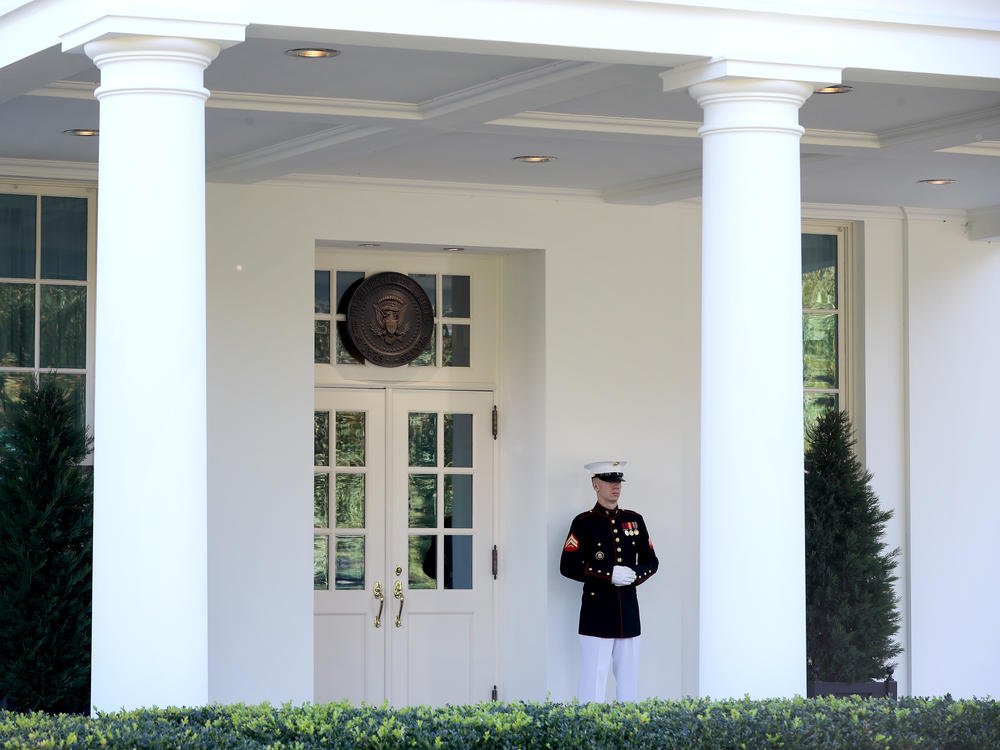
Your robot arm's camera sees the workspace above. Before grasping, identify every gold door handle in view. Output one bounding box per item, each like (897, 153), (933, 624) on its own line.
(373, 581), (385, 628)
(393, 580), (404, 628)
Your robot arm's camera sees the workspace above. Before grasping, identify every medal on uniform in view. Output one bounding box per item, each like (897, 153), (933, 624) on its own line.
(594, 551), (605, 560)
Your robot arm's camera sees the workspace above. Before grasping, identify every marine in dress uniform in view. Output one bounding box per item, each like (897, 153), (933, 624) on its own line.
(560, 460), (658, 702)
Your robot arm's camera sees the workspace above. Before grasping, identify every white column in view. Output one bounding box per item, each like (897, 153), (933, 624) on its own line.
(86, 36), (219, 711)
(662, 61), (832, 698)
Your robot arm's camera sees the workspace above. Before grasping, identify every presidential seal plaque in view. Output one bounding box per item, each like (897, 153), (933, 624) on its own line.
(345, 272), (434, 367)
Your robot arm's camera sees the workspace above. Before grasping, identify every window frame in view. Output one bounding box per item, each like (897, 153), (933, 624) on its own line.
(0, 181), (97, 459)
(314, 248), (499, 387)
(802, 221), (856, 439)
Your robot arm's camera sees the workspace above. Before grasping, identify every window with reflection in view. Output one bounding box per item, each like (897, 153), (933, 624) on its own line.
(802, 231), (845, 447)
(0, 190), (91, 433)
(314, 266), (473, 369)
(405, 409), (476, 590)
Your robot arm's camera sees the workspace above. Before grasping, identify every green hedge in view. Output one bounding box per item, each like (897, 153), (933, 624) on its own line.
(2, 696), (999, 749)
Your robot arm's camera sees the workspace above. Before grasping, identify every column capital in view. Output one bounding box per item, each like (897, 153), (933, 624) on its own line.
(85, 36), (223, 102)
(660, 57), (842, 93)
(62, 14), (244, 55)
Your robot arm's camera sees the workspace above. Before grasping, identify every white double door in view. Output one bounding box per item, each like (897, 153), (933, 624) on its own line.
(314, 387), (496, 706)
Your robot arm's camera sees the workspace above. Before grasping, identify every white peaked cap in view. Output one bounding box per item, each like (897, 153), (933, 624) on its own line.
(584, 460), (627, 474)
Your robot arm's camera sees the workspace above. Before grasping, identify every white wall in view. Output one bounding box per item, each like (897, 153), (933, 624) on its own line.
(904, 215), (1000, 697)
(541, 204), (701, 701)
(204, 181), (702, 703)
(206, 183), (316, 704)
(203, 181), (1000, 704)
(858, 216), (910, 692)
(500, 250), (548, 700)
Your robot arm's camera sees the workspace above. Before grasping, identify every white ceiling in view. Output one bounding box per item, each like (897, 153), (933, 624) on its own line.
(3, 33), (1000, 211)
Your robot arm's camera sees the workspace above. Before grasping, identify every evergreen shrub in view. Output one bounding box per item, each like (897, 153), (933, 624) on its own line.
(805, 409), (901, 682)
(0, 380), (93, 713)
(2, 698), (1000, 749)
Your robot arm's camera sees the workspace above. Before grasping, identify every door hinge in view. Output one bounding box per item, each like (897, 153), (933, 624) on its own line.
(492, 545), (498, 579)
(491, 405), (498, 440)
(491, 684), (498, 702)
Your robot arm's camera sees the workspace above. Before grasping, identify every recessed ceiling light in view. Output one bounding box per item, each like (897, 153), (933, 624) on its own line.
(285, 48), (340, 59)
(442, 247), (464, 253)
(815, 84), (853, 94)
(359, 243), (381, 248)
(64, 128), (98, 136)
(917, 178), (957, 185)
(513, 155), (557, 163)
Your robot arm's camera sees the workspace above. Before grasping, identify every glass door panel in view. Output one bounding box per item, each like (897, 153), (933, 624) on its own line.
(314, 387), (495, 707)
(313, 389), (386, 705)
(389, 389), (495, 706)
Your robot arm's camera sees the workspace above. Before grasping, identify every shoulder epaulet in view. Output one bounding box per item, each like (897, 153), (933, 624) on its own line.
(574, 510), (597, 521)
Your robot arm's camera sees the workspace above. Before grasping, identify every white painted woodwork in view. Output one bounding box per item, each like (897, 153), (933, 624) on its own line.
(313, 388), (387, 704)
(314, 387), (496, 705)
(389, 389), (496, 706)
(689, 70), (815, 699)
(87, 35), (219, 711)
(314, 249), (499, 388)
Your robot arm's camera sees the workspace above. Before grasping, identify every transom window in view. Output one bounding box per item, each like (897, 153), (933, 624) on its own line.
(314, 249), (499, 386)
(315, 270), (472, 368)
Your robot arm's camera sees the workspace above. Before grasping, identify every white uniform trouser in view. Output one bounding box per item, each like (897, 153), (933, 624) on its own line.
(577, 635), (641, 702)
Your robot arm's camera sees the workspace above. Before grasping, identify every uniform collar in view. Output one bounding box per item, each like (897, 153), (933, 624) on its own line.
(593, 502), (620, 518)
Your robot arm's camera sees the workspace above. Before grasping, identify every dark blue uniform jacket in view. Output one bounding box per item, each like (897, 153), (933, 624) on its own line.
(560, 503), (659, 638)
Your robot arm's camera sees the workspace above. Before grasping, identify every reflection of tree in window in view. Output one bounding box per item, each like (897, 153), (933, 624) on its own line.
(802, 233), (841, 447)
(335, 411), (365, 466)
(335, 474), (365, 529)
(408, 413), (436, 466)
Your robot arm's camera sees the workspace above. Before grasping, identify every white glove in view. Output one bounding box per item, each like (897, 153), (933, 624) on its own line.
(611, 565), (636, 587)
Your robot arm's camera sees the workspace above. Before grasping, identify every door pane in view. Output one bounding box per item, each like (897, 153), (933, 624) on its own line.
(314, 411), (329, 466)
(804, 392), (838, 446)
(335, 473), (365, 528)
(442, 275), (470, 318)
(315, 270), (330, 314)
(0, 194), (36, 279)
(444, 535), (473, 590)
(0, 372), (33, 413)
(442, 324), (470, 367)
(409, 535), (437, 589)
(39, 373), (85, 430)
(408, 412), (437, 466)
(314, 473), (329, 528)
(335, 411), (366, 466)
(336, 271), (365, 313)
(409, 273), (436, 314)
(407, 328), (435, 367)
(315, 320), (331, 364)
(803, 314), (838, 388)
(335, 323), (364, 364)
(40, 197), (87, 281)
(408, 474), (437, 528)
(0, 283), (34, 367)
(314, 535), (329, 590)
(802, 234), (837, 310)
(40, 285), (86, 368)
(444, 474), (473, 528)
(335, 536), (365, 590)
(444, 413), (473, 467)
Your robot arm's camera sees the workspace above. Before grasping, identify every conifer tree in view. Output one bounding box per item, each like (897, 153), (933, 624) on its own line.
(0, 380), (93, 713)
(805, 409), (901, 682)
